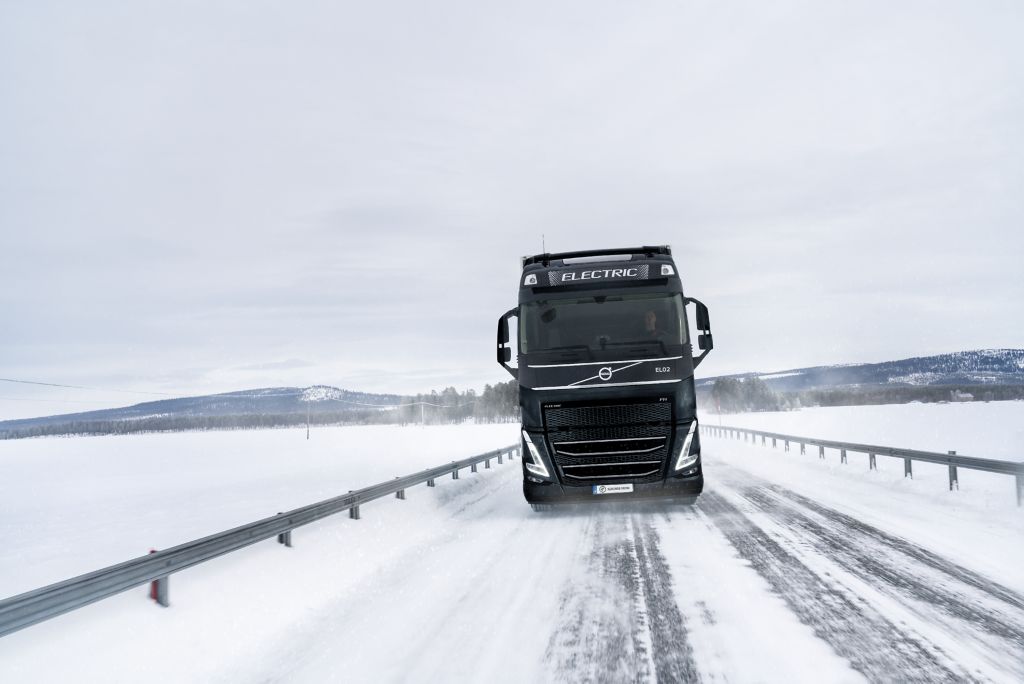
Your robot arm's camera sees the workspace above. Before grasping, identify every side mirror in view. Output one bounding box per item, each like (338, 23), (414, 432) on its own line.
(696, 302), (710, 331)
(688, 296), (713, 368)
(496, 308), (519, 378)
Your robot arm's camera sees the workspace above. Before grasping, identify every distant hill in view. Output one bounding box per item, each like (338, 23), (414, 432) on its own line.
(0, 386), (417, 439)
(0, 382), (520, 440)
(0, 386), (403, 431)
(696, 349), (1024, 393)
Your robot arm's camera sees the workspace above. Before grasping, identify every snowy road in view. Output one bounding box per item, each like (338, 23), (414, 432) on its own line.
(3, 427), (1022, 683)
(233, 461), (1022, 683)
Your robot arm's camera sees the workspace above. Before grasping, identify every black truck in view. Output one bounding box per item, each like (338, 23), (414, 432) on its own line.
(496, 246), (714, 510)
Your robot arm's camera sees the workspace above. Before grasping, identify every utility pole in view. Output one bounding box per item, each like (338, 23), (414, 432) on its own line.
(420, 402), (425, 426)
(306, 400), (310, 440)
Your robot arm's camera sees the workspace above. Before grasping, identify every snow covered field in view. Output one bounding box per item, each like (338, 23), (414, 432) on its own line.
(707, 400), (1024, 462)
(1, 404), (1022, 682)
(0, 423), (519, 597)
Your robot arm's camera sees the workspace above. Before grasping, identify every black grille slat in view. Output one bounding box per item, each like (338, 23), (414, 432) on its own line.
(545, 402), (671, 429)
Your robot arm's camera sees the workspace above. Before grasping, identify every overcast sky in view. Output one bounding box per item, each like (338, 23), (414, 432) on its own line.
(1, 0), (1022, 419)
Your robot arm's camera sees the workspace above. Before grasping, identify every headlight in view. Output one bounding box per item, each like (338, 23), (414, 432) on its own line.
(674, 420), (699, 471)
(522, 430), (551, 478)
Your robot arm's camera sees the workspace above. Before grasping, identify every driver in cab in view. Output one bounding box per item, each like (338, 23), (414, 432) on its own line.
(643, 309), (668, 341)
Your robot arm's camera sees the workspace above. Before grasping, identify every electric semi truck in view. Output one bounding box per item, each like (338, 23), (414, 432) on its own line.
(496, 246), (714, 510)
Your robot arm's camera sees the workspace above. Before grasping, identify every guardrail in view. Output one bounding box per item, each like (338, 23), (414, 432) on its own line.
(706, 424), (1024, 506)
(0, 444), (520, 639)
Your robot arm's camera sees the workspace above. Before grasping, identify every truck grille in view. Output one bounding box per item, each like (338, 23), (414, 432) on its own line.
(543, 400), (673, 483)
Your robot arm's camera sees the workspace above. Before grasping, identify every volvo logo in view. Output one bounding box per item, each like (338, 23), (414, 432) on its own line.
(598, 367), (613, 381)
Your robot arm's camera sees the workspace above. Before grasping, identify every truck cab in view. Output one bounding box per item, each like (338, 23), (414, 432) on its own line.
(497, 246), (713, 509)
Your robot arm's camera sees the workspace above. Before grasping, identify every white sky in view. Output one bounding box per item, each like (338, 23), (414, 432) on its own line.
(2, 0), (1022, 419)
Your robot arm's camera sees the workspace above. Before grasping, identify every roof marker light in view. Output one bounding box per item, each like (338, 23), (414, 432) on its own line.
(524, 274), (538, 286)
(661, 265), (675, 276)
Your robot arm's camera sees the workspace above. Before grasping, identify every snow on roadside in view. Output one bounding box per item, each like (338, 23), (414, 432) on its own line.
(700, 402), (1024, 592)
(0, 423), (519, 598)
(705, 400), (1024, 462)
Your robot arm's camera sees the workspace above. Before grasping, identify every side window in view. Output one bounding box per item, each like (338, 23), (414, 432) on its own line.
(675, 296), (689, 344)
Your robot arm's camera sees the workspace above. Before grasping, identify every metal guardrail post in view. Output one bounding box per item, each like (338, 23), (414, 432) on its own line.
(275, 514), (293, 547)
(147, 549), (168, 606)
(497, 452), (503, 464)
(153, 576), (168, 607)
(869, 453), (876, 470)
(772, 437), (776, 448)
(471, 463), (478, 473)
(819, 445), (825, 460)
(948, 451), (958, 491)
(427, 478), (435, 487)
(904, 457), (913, 479)
(452, 468), (459, 480)
(1017, 474), (1023, 507)
(840, 449), (847, 464)
(799, 442), (805, 455)
(485, 458), (491, 469)
(396, 489), (406, 500)
(350, 505), (360, 519)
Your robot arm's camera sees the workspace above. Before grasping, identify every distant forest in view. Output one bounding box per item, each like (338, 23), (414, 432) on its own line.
(0, 381), (521, 440)
(701, 378), (1024, 414)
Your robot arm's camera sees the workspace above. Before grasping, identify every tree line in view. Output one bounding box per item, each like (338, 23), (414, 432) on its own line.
(699, 378), (1024, 414)
(0, 380), (522, 440)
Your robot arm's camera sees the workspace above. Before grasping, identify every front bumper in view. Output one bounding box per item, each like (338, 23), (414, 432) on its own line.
(523, 464), (703, 504)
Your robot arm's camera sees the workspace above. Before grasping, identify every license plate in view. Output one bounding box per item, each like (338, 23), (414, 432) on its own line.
(592, 484), (634, 495)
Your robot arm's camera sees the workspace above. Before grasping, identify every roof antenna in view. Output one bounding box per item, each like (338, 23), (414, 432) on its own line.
(542, 234), (546, 252)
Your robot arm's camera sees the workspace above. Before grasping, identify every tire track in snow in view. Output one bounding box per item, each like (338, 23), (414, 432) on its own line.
(757, 482), (1024, 614)
(545, 514), (651, 682)
(701, 491), (973, 683)
(631, 516), (700, 683)
(736, 485), (1024, 678)
(544, 508), (698, 683)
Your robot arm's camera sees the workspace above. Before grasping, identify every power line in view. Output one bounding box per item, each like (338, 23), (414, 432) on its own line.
(0, 378), (177, 396)
(0, 396), (105, 405)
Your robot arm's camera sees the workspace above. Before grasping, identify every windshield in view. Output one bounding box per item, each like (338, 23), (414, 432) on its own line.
(521, 293), (687, 355)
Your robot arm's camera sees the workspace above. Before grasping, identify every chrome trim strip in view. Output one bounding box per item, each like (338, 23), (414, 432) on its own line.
(528, 356), (682, 369)
(563, 469), (661, 480)
(556, 445), (663, 456)
(562, 460), (661, 469)
(533, 379), (681, 390)
(553, 436), (666, 445)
